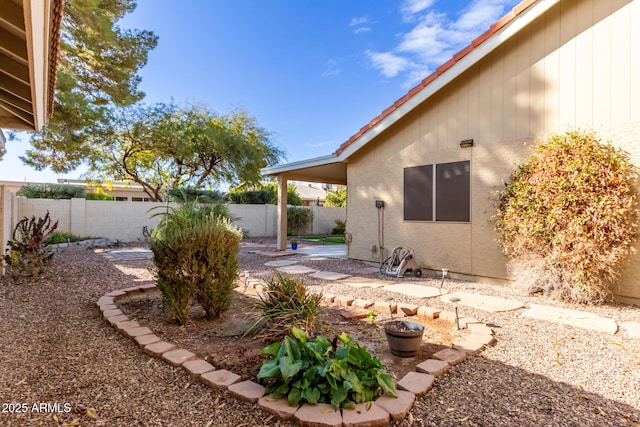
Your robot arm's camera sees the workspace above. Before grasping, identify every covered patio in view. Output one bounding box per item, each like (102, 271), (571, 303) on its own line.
(262, 154), (346, 251)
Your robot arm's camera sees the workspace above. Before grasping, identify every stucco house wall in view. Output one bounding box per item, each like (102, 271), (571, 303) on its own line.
(346, 0), (640, 304)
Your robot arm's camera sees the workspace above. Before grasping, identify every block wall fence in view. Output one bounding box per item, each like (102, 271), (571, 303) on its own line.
(0, 190), (346, 244)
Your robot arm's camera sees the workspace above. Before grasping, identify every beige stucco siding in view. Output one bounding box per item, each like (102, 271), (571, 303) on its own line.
(347, 0), (640, 302)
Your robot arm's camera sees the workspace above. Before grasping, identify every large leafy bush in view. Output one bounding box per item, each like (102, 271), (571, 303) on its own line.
(17, 184), (85, 199)
(3, 212), (58, 283)
(258, 327), (397, 409)
(287, 207), (313, 236)
(150, 203), (242, 324)
(494, 130), (639, 303)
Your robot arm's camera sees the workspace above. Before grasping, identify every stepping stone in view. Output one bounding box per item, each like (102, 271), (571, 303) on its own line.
(432, 348), (467, 365)
(374, 390), (415, 421)
(523, 303), (618, 333)
(339, 308), (370, 320)
(351, 267), (378, 275)
(258, 395), (300, 420)
(134, 334), (161, 347)
(294, 403), (342, 427)
(416, 359), (449, 377)
(144, 341), (177, 358)
(258, 251), (296, 258)
(264, 260), (299, 267)
(342, 402), (390, 427)
(397, 303), (419, 316)
(620, 321), (640, 338)
(310, 271), (351, 281)
(442, 292), (524, 312)
(417, 306), (441, 319)
(339, 277), (393, 288)
(383, 284), (445, 298)
(162, 348), (196, 367)
(200, 369), (241, 389)
(228, 380), (266, 403)
(275, 265), (317, 275)
(122, 326), (153, 339)
(182, 359), (215, 377)
(397, 372), (435, 397)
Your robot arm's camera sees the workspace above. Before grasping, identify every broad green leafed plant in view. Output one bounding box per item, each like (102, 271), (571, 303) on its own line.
(257, 327), (397, 409)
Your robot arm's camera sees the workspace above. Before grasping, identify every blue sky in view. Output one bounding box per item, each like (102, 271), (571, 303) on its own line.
(0, 0), (521, 184)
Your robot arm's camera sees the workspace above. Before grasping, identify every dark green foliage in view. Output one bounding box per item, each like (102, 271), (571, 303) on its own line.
(331, 219), (346, 235)
(494, 130), (639, 303)
(168, 187), (225, 204)
(249, 273), (322, 341)
(17, 184), (85, 199)
(287, 207), (313, 236)
(43, 231), (91, 245)
(227, 182), (301, 205)
(149, 203), (242, 325)
(257, 327), (397, 409)
(85, 192), (114, 200)
(3, 212), (59, 283)
(23, 0), (158, 172)
(325, 188), (347, 207)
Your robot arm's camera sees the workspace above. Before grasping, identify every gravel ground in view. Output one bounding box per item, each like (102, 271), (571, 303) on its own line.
(0, 240), (639, 426)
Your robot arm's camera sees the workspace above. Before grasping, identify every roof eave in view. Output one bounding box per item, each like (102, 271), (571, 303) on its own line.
(337, 0), (559, 160)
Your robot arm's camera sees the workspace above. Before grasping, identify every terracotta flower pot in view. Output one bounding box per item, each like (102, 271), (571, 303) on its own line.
(384, 320), (425, 357)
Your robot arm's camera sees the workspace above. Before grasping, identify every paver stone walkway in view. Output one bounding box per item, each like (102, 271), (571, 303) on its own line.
(441, 292), (524, 312)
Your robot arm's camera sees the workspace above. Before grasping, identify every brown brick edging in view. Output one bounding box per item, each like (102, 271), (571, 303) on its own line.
(97, 283), (496, 427)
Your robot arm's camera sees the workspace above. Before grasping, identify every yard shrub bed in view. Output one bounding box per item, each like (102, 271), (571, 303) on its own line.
(494, 130), (639, 303)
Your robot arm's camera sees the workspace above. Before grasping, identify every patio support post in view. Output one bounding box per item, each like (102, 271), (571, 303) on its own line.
(277, 175), (288, 250)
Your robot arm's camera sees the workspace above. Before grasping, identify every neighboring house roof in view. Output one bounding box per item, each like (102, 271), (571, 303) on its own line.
(0, 0), (63, 132)
(262, 0), (553, 183)
(294, 183), (328, 203)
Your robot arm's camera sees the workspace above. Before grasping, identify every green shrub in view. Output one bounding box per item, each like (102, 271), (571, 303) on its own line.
(3, 212), (58, 283)
(494, 130), (639, 303)
(325, 187), (347, 207)
(168, 187), (225, 203)
(287, 206), (313, 236)
(249, 272), (322, 341)
(43, 231), (91, 245)
(150, 204), (242, 325)
(17, 184), (85, 199)
(258, 327), (397, 409)
(226, 182), (302, 205)
(85, 192), (114, 200)
(331, 219), (346, 235)
(150, 200), (235, 241)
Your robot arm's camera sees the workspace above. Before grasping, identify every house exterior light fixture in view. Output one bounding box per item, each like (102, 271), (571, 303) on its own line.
(460, 139), (474, 148)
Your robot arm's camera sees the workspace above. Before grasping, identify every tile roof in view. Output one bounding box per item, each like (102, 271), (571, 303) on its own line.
(335, 0), (538, 156)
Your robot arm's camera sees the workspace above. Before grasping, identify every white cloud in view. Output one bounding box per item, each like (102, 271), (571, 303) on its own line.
(366, 0), (518, 85)
(322, 58), (342, 77)
(353, 27), (371, 35)
(349, 16), (369, 27)
(366, 50), (410, 78)
(454, 0), (510, 32)
(401, 0), (436, 19)
(305, 140), (335, 148)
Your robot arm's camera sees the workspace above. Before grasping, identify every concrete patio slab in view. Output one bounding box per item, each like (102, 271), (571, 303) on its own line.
(441, 292), (524, 312)
(310, 271), (351, 280)
(383, 284), (447, 298)
(264, 260), (299, 267)
(257, 250), (297, 258)
(275, 265), (317, 275)
(620, 321), (640, 338)
(290, 244), (347, 259)
(338, 276), (394, 288)
(523, 303), (618, 334)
